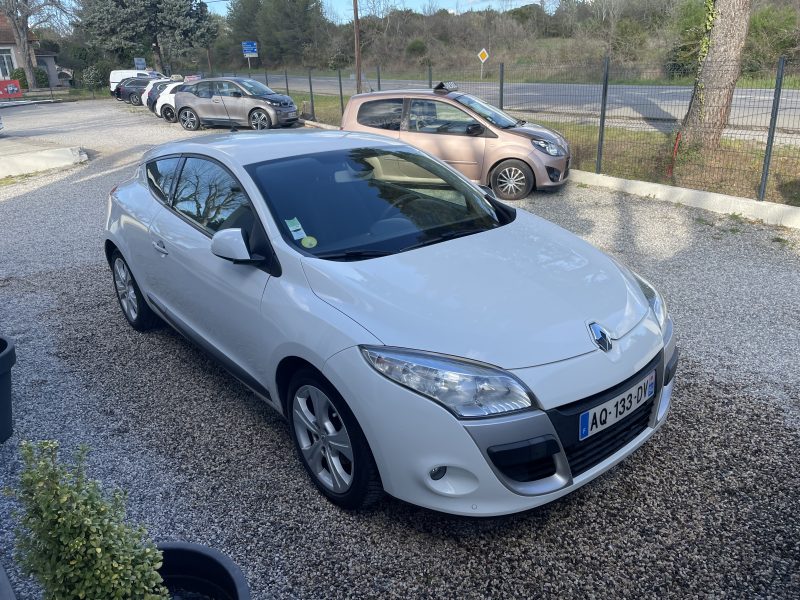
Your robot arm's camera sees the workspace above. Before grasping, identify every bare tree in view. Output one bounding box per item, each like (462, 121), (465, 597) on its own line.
(0, 0), (72, 88)
(682, 0), (754, 148)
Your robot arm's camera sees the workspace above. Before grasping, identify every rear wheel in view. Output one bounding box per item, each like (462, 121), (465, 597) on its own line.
(129, 92), (141, 106)
(491, 159), (534, 201)
(249, 109), (272, 130)
(161, 105), (177, 123)
(287, 368), (382, 510)
(111, 251), (159, 331)
(179, 108), (200, 131)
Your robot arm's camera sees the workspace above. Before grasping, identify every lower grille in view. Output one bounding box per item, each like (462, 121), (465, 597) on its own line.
(562, 399), (654, 476)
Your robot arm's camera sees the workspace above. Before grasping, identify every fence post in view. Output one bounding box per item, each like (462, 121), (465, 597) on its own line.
(595, 56), (610, 174)
(264, 70), (268, 86)
(758, 56), (785, 202)
(377, 65), (381, 91)
(428, 64), (432, 89)
(285, 69), (290, 95)
(338, 69), (344, 116)
(499, 62), (504, 110)
(308, 68), (316, 121)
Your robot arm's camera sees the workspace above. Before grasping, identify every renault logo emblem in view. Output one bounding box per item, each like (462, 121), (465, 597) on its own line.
(588, 322), (612, 352)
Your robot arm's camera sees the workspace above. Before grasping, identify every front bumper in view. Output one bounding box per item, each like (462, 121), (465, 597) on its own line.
(530, 151), (571, 189)
(323, 316), (677, 517)
(274, 107), (298, 125)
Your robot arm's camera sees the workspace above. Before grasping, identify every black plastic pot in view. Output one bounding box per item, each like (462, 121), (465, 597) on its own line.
(0, 335), (16, 444)
(158, 542), (250, 600)
(0, 563), (17, 600)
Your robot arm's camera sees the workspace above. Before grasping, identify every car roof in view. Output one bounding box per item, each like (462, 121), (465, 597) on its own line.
(350, 89), (463, 101)
(142, 130), (410, 166)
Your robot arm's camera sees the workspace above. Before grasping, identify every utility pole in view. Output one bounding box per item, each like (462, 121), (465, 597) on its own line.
(353, 0), (362, 94)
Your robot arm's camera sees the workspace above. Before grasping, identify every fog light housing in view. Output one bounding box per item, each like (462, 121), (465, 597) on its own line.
(429, 466), (447, 480)
(546, 167), (561, 182)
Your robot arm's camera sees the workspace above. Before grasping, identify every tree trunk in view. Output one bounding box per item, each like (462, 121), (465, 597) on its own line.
(682, 0), (753, 149)
(6, 14), (36, 89)
(152, 38), (166, 74)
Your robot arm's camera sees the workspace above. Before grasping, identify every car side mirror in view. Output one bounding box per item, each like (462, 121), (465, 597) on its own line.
(230, 91), (242, 98)
(211, 228), (254, 263)
(466, 123), (484, 136)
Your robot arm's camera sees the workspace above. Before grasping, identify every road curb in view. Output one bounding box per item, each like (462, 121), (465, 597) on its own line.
(0, 146), (88, 178)
(301, 119), (339, 131)
(570, 169), (800, 229)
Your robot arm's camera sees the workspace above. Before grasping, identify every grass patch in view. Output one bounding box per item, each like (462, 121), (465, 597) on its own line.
(575, 182), (589, 188)
(771, 236), (790, 246)
(0, 173), (35, 186)
(729, 212), (746, 223)
(695, 216), (715, 226)
(291, 91), (346, 127)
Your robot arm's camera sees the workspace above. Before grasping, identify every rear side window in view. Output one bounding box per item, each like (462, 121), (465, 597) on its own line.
(172, 158), (250, 233)
(357, 99), (403, 131)
(146, 157), (181, 203)
(195, 82), (213, 98)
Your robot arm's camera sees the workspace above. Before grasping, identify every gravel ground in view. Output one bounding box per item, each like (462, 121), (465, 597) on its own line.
(1, 100), (799, 599)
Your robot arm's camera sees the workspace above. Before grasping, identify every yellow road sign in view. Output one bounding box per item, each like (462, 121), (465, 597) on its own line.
(478, 48), (489, 63)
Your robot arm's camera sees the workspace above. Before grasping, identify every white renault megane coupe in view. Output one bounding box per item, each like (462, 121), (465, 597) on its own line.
(104, 131), (679, 516)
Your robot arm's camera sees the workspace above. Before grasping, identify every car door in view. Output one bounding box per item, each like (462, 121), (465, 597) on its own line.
(191, 82), (216, 121)
(215, 81), (248, 125)
(400, 98), (486, 181)
(147, 156), (273, 389)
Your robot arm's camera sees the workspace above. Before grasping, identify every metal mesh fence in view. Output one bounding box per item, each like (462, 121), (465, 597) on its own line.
(161, 58), (800, 205)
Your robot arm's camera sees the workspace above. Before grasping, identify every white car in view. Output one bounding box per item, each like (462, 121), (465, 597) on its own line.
(154, 81), (184, 123)
(109, 69), (164, 93)
(104, 131), (679, 516)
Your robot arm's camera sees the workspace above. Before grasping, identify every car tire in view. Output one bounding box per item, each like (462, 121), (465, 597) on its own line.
(129, 93), (141, 106)
(490, 159), (534, 201)
(179, 108), (201, 131)
(287, 368), (382, 510)
(249, 109), (272, 130)
(110, 251), (159, 331)
(161, 105), (177, 123)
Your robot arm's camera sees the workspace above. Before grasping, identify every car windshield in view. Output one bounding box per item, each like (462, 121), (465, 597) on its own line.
(245, 147), (511, 260)
(237, 79), (276, 96)
(454, 94), (518, 128)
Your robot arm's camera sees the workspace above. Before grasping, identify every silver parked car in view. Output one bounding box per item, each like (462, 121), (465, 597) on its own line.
(175, 77), (298, 131)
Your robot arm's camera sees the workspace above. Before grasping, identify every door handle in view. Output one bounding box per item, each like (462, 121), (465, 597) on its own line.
(152, 240), (168, 255)
(212, 98), (221, 103)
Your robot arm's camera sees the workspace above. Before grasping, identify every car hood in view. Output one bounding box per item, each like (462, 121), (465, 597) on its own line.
(254, 93), (294, 105)
(301, 211), (649, 369)
(507, 123), (568, 150)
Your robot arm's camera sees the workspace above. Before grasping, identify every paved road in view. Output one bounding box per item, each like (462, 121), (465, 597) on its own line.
(0, 101), (799, 599)
(244, 73), (800, 135)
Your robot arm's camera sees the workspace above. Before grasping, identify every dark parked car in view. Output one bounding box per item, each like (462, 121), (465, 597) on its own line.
(175, 78), (297, 130)
(146, 80), (173, 112)
(115, 78), (152, 106)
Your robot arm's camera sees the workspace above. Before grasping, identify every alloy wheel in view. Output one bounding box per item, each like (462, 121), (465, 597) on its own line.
(162, 106), (175, 122)
(113, 258), (139, 322)
(180, 110), (198, 130)
(292, 385), (354, 493)
(250, 111), (270, 130)
(497, 167), (526, 196)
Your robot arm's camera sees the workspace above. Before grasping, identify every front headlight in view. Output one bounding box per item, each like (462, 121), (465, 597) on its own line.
(266, 99), (280, 106)
(633, 273), (667, 331)
(360, 346), (533, 418)
(532, 138), (564, 157)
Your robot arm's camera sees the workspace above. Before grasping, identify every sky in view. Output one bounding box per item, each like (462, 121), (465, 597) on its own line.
(205, 0), (536, 20)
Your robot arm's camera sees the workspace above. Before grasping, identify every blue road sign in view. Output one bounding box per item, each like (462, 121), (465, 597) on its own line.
(242, 41), (258, 57)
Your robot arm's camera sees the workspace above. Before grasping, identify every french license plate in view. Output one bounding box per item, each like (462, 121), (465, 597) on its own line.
(579, 371), (656, 441)
(288, 111), (297, 117)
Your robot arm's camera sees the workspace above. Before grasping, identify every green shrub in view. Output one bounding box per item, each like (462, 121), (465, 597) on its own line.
(406, 39), (427, 58)
(10, 66), (49, 89)
(7, 441), (168, 600)
(82, 65), (102, 90)
(742, 5), (799, 74)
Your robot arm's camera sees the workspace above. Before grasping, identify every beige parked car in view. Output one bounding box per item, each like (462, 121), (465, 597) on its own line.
(341, 83), (571, 200)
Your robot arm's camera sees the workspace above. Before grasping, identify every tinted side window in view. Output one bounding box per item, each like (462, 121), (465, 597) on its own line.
(356, 99), (403, 131)
(146, 157), (181, 203)
(215, 81), (240, 96)
(195, 82), (213, 98)
(408, 99), (478, 135)
(172, 158), (250, 233)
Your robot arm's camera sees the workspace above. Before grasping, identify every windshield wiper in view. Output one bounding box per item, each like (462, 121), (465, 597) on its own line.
(400, 227), (493, 252)
(314, 249), (394, 261)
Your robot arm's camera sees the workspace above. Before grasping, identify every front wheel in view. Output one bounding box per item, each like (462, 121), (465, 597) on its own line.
(287, 368), (382, 510)
(161, 105), (177, 123)
(129, 92), (141, 106)
(179, 108), (200, 131)
(490, 159), (534, 201)
(249, 109), (272, 130)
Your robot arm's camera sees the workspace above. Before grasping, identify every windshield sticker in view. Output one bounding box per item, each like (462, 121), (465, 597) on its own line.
(285, 217), (307, 240)
(301, 236), (318, 249)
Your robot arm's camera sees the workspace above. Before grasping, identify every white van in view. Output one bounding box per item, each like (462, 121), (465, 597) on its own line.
(109, 70), (164, 93)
